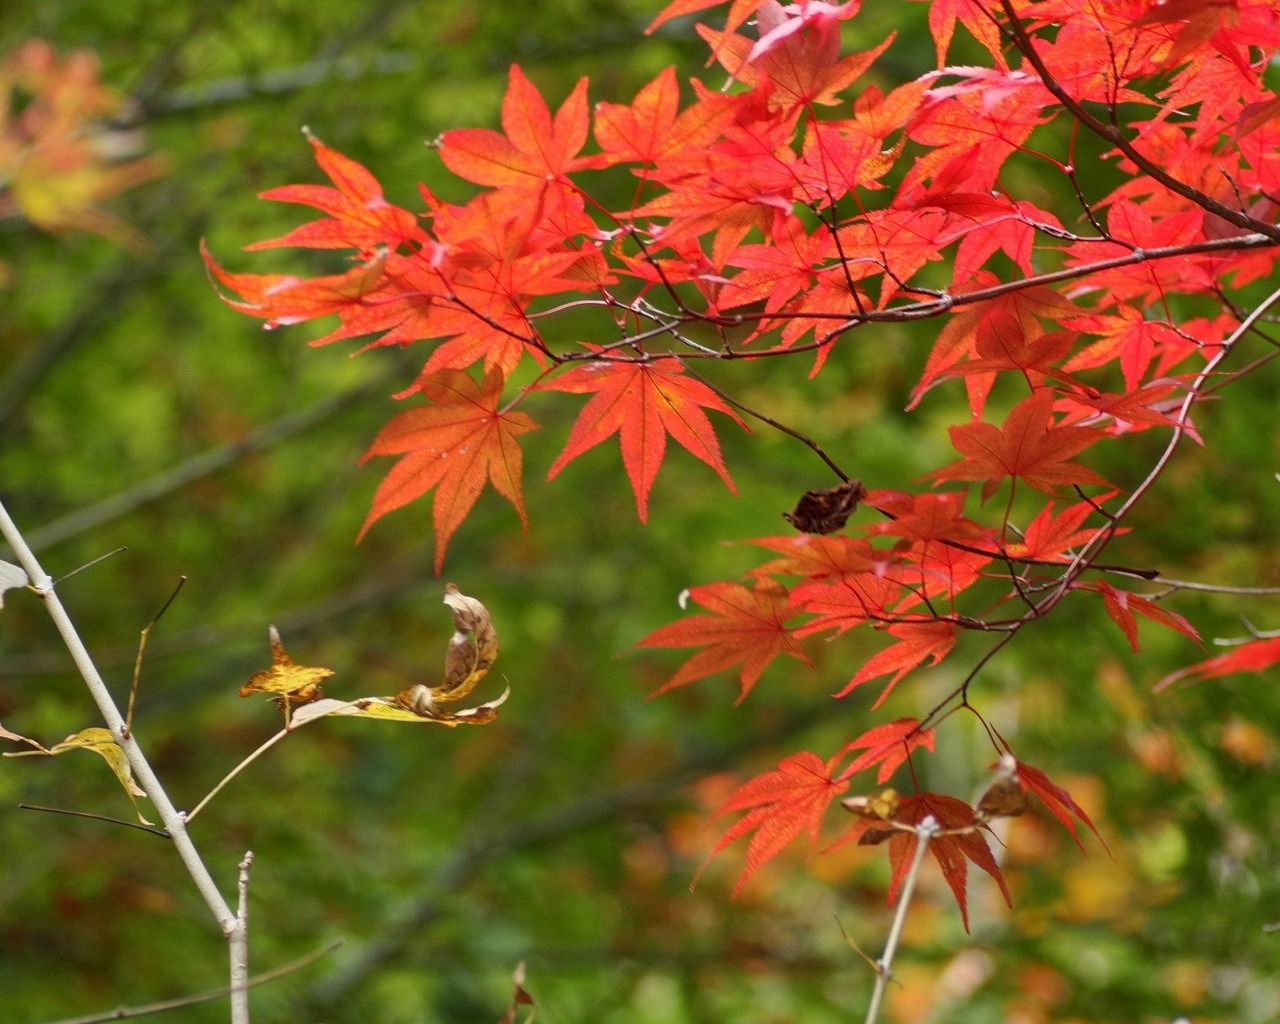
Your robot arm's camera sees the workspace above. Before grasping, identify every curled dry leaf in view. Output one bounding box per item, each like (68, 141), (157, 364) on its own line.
(841, 787), (900, 822)
(290, 687), (511, 729)
(5, 726), (153, 824)
(272, 584), (506, 729)
(0, 560), (29, 608)
(239, 625), (335, 724)
(976, 753), (1028, 821)
(498, 961), (535, 1024)
(783, 479), (867, 534)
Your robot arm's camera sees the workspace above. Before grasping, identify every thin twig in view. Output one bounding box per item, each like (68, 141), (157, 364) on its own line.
(184, 726), (293, 825)
(0, 500), (247, 1024)
(127, 577), (186, 737)
(36, 939), (343, 1024)
(18, 803), (170, 838)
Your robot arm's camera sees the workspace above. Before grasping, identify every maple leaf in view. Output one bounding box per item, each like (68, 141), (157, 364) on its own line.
(833, 620), (959, 706)
(240, 625), (335, 724)
(1155, 635), (1280, 692)
(246, 131), (423, 253)
(640, 578), (811, 702)
(853, 792), (1011, 931)
(1005, 500), (1100, 562)
(202, 240), (389, 330)
(704, 750), (849, 896)
(1090, 580), (1201, 653)
(1012, 759), (1106, 853)
(593, 66), (738, 167)
(540, 355), (747, 522)
(438, 65), (594, 190)
(929, 389), (1110, 501)
(838, 718), (936, 784)
(359, 369), (538, 572)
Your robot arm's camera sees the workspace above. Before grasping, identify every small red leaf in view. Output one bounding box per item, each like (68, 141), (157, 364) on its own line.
(929, 389), (1109, 501)
(838, 718), (936, 784)
(1014, 759), (1107, 853)
(640, 579), (811, 701)
(1093, 581), (1201, 654)
(541, 356), (747, 522)
(833, 620), (958, 706)
(704, 750), (849, 896)
(1155, 635), (1280, 692)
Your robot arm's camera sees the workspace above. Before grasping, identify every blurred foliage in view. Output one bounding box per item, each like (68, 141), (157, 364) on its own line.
(0, 2), (1279, 1023)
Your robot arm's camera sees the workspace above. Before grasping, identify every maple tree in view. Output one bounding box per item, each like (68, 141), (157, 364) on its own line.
(204, 0), (1280, 928)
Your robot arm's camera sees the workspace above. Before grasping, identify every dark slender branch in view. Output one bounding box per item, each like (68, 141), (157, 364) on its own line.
(18, 803), (170, 838)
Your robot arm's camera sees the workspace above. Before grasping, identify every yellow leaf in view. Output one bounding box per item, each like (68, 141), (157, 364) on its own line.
(240, 626), (335, 723)
(288, 688), (510, 728)
(7, 726), (154, 824)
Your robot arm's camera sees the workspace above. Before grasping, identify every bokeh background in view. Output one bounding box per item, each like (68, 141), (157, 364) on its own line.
(2, 2), (1279, 1022)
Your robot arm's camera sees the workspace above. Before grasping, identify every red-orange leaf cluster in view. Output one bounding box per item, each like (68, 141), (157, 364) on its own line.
(209, 0), (1280, 920)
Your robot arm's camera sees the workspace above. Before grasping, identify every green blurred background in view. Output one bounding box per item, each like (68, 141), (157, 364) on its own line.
(1, 2), (1279, 1022)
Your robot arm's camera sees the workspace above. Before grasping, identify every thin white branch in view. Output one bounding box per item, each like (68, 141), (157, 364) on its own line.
(0, 499), (248, 1023)
(864, 815), (939, 1024)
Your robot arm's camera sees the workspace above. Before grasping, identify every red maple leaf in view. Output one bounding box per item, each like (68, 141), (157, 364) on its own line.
(833, 620), (959, 706)
(540, 355), (747, 522)
(201, 240), (389, 330)
(1089, 580), (1201, 653)
(437, 65), (595, 190)
(1155, 635), (1280, 692)
(593, 66), (738, 167)
(358, 369), (537, 571)
(704, 750), (849, 896)
(640, 578), (811, 701)
(838, 718), (936, 784)
(929, 388), (1109, 501)
(885, 792), (1010, 932)
(1005, 500), (1100, 562)
(1012, 759), (1107, 853)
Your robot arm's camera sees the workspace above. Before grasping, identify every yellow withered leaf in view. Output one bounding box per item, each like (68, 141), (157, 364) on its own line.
(437, 582), (498, 703)
(289, 687), (511, 729)
(279, 584), (506, 729)
(6, 726), (153, 824)
(240, 625), (335, 723)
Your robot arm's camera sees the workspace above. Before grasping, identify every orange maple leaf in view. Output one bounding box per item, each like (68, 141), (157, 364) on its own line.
(437, 65), (595, 189)
(704, 750), (849, 896)
(541, 355), (747, 522)
(246, 131), (423, 253)
(358, 369), (537, 571)
(929, 388), (1109, 501)
(640, 578), (811, 702)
